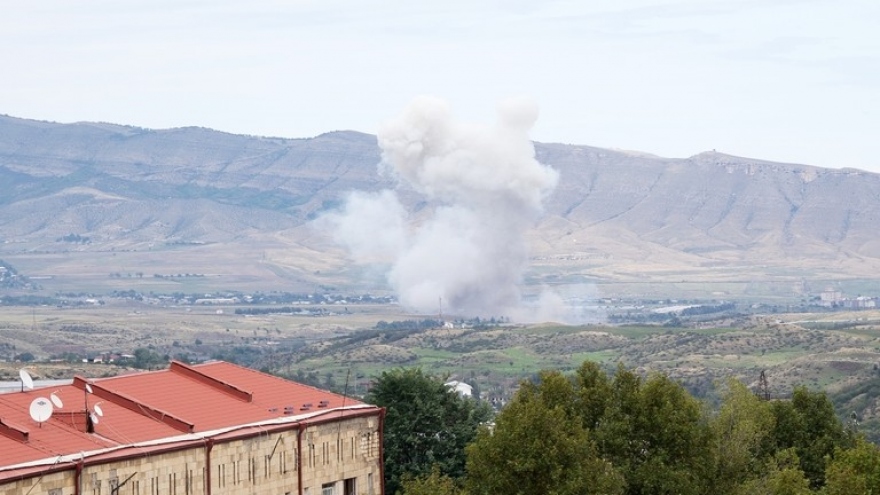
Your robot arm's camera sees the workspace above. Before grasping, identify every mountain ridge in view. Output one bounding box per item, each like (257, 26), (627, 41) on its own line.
(2, 114), (879, 297)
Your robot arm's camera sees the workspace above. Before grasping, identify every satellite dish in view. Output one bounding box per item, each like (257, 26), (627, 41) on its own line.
(85, 383), (93, 394)
(19, 369), (34, 390)
(50, 392), (63, 409)
(90, 413), (99, 425)
(94, 403), (104, 417)
(29, 397), (53, 423)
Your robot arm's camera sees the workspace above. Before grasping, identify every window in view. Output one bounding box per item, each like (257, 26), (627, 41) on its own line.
(368, 473), (374, 495)
(321, 482), (335, 495)
(48, 490), (62, 495)
(344, 477), (356, 495)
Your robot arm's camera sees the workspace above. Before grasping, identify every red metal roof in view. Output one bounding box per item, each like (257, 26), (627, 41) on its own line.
(1, 361), (377, 477)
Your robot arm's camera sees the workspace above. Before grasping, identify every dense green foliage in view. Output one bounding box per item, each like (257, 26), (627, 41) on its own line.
(384, 361), (880, 495)
(366, 368), (491, 495)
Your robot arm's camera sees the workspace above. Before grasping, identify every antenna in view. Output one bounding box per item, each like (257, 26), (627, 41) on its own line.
(19, 369), (34, 391)
(29, 397), (54, 426)
(94, 402), (104, 417)
(50, 392), (64, 409)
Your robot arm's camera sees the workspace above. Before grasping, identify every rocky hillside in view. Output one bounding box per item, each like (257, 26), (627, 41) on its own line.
(2, 114), (879, 295)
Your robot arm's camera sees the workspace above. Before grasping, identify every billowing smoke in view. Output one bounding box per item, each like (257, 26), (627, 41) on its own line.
(327, 96), (559, 318)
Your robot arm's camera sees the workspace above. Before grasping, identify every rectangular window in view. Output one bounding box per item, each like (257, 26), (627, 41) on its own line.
(344, 477), (356, 495)
(368, 473), (374, 495)
(321, 482), (335, 495)
(48, 489), (62, 495)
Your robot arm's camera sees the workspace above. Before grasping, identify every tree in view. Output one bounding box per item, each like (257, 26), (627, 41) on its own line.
(399, 466), (461, 495)
(593, 366), (713, 495)
(824, 437), (880, 495)
(465, 381), (624, 495)
(365, 368), (490, 495)
(14, 352), (35, 362)
(735, 449), (811, 495)
(130, 347), (166, 369)
(710, 379), (776, 492)
(768, 386), (848, 488)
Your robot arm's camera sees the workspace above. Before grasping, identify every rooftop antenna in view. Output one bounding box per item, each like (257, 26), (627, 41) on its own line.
(29, 397), (53, 427)
(50, 391), (64, 409)
(19, 369), (34, 392)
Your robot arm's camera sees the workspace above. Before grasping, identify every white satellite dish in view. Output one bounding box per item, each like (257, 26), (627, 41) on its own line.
(29, 397), (53, 423)
(19, 369), (34, 390)
(90, 413), (99, 425)
(50, 392), (63, 409)
(85, 383), (93, 394)
(94, 403), (104, 417)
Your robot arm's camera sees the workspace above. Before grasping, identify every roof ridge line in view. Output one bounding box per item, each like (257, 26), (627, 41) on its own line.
(0, 417), (29, 442)
(72, 376), (194, 433)
(169, 360), (253, 402)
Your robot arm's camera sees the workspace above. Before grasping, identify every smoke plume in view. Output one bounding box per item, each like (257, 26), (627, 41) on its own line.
(327, 96), (559, 318)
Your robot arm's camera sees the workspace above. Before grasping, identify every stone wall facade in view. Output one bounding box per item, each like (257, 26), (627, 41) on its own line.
(1, 413), (382, 495)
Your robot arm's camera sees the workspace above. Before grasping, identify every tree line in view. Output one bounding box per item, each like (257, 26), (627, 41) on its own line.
(367, 362), (880, 495)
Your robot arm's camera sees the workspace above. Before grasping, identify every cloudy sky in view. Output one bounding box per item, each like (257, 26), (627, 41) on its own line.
(1, 1), (877, 171)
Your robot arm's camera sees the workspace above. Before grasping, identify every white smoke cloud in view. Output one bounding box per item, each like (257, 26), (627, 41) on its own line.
(326, 96), (560, 318)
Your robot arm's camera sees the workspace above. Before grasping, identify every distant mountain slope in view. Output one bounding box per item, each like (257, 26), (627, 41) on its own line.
(2, 114), (879, 292)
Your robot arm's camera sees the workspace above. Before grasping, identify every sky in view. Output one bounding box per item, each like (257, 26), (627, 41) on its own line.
(1, 1), (878, 172)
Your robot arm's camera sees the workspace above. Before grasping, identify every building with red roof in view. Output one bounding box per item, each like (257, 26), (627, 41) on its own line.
(0, 361), (384, 495)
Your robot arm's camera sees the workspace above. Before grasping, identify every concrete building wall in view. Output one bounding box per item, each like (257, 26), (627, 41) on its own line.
(211, 430), (299, 495)
(82, 448), (205, 495)
(2, 413), (382, 495)
(1, 470), (72, 495)
(300, 416), (381, 495)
